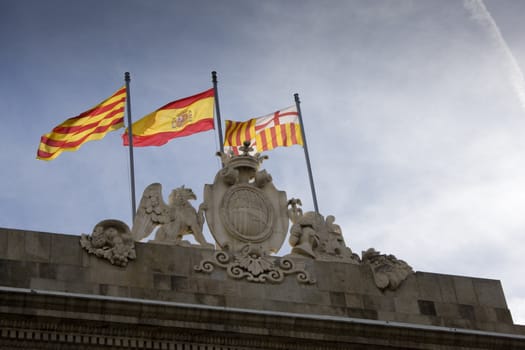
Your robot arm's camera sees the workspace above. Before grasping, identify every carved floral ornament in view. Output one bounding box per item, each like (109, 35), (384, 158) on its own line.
(80, 219), (136, 267)
(82, 147), (413, 289)
(194, 244), (315, 284)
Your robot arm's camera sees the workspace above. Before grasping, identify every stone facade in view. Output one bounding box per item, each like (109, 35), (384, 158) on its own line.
(1, 227), (525, 349)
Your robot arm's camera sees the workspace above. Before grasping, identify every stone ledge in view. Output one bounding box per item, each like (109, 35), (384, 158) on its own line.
(0, 227), (520, 334)
(1, 287), (525, 350)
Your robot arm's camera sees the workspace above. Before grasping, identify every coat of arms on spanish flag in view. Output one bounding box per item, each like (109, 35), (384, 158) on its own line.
(123, 88), (214, 147)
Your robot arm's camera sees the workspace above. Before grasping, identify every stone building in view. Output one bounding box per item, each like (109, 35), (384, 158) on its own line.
(2, 149), (525, 349)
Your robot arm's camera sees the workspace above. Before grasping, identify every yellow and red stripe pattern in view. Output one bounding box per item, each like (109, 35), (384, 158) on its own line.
(224, 105), (303, 154)
(37, 86), (126, 161)
(123, 88), (214, 147)
(254, 105), (303, 151)
(224, 118), (256, 150)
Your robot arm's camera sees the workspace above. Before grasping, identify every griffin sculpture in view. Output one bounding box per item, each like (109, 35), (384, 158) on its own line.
(131, 183), (213, 247)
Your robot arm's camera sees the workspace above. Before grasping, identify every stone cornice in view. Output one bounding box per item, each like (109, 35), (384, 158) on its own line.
(1, 287), (525, 350)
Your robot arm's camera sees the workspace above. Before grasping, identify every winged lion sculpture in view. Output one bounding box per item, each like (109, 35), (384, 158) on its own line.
(131, 183), (213, 247)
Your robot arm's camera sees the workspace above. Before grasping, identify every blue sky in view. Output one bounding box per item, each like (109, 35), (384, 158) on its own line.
(2, 0), (525, 324)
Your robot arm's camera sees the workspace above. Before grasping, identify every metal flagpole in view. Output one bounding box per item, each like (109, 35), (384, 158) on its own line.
(124, 72), (137, 221)
(212, 71), (224, 153)
(294, 93), (319, 213)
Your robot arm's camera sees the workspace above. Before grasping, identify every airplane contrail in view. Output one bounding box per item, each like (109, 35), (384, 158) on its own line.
(463, 0), (525, 112)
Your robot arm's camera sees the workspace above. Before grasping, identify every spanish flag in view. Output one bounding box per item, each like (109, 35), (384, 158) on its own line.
(37, 86), (126, 161)
(225, 105), (303, 153)
(123, 88), (214, 147)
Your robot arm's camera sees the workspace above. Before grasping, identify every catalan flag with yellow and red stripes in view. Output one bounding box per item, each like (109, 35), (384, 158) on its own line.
(224, 119), (256, 151)
(37, 86), (126, 161)
(224, 105), (303, 154)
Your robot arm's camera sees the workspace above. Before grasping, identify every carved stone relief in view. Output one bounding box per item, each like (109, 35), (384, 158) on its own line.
(87, 145), (414, 290)
(361, 248), (414, 291)
(194, 244), (315, 284)
(285, 201), (413, 290)
(288, 208), (360, 264)
(202, 143), (289, 255)
(131, 184), (213, 248)
(193, 143), (315, 284)
(80, 219), (136, 267)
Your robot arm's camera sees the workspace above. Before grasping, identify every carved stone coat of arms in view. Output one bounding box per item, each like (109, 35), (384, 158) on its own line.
(202, 146), (289, 255)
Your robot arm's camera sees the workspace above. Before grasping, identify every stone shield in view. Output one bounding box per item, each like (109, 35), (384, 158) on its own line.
(204, 175), (289, 254)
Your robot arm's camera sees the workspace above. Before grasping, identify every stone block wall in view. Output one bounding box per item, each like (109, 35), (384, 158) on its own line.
(1, 227), (523, 336)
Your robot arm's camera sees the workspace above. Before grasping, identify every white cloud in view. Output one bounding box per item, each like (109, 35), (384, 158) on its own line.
(464, 0), (525, 111)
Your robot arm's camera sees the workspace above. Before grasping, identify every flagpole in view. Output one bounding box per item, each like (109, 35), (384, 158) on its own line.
(212, 71), (224, 153)
(125, 72), (137, 221)
(294, 93), (319, 213)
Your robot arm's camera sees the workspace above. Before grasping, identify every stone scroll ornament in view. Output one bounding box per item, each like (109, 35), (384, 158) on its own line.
(195, 244), (315, 284)
(80, 220), (136, 267)
(361, 248), (414, 291)
(130, 184), (214, 248)
(195, 142), (314, 284)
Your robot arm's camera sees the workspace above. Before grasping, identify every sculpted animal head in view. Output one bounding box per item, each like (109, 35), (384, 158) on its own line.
(168, 186), (197, 206)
